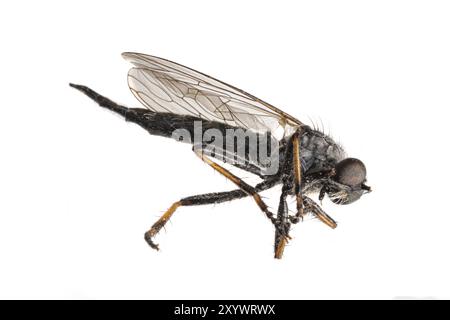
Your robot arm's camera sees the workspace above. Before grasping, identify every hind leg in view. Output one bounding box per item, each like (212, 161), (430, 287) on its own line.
(145, 178), (278, 250)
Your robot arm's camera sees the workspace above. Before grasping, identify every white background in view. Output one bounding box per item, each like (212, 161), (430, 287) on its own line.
(0, 0), (449, 299)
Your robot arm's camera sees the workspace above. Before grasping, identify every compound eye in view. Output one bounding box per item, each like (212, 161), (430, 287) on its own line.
(334, 158), (366, 187)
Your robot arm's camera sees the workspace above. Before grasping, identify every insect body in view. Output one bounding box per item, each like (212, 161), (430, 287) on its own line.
(70, 52), (370, 259)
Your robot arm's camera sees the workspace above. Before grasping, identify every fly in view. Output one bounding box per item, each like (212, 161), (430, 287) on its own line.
(70, 52), (371, 259)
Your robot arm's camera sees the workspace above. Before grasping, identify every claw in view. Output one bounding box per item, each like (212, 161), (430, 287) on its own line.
(144, 231), (160, 251)
(299, 212), (305, 221)
(289, 216), (300, 224)
(289, 206), (306, 224)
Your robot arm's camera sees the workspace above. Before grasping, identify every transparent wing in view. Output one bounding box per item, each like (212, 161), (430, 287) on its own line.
(122, 52), (303, 139)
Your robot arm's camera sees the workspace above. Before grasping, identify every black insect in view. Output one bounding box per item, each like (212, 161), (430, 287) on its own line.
(70, 52), (371, 259)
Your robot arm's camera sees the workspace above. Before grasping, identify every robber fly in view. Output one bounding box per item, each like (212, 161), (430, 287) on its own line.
(70, 52), (371, 259)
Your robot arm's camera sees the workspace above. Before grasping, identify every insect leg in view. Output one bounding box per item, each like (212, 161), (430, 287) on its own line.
(274, 184), (292, 259)
(144, 178), (279, 250)
(193, 149), (278, 224)
(304, 196), (337, 229)
(291, 127), (305, 222)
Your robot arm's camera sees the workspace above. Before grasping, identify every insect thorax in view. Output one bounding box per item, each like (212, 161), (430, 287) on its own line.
(300, 128), (345, 175)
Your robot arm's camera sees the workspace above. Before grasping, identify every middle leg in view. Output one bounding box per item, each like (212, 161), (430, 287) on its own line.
(193, 149), (278, 225)
(274, 183), (292, 259)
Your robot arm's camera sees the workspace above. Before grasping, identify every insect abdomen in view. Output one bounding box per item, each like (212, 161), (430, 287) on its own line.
(125, 108), (231, 142)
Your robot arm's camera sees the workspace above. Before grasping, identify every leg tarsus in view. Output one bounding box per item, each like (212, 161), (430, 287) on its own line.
(274, 184), (291, 259)
(144, 201), (181, 250)
(274, 221), (291, 259)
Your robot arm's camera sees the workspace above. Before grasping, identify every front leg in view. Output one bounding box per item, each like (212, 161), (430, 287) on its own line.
(304, 196), (337, 229)
(291, 127), (305, 223)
